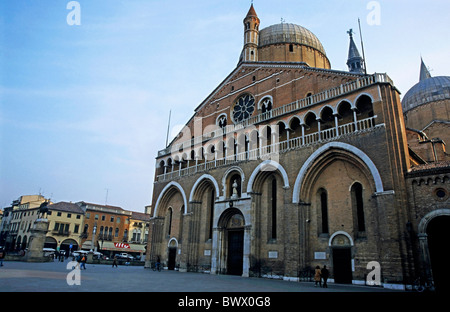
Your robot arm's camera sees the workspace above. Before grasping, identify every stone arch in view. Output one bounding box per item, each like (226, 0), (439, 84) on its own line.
(418, 208), (450, 235)
(247, 160), (289, 193)
(189, 174), (220, 202)
(293, 142), (384, 203)
(417, 208), (450, 291)
(329, 230), (354, 247)
(153, 181), (188, 217)
(217, 207), (246, 228)
(168, 237), (179, 248)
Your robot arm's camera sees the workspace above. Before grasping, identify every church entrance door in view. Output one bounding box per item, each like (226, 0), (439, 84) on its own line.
(227, 229), (244, 275)
(168, 247), (176, 270)
(332, 248), (352, 284)
(427, 216), (450, 293)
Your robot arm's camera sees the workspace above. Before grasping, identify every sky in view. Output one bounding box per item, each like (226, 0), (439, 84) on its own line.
(1, 0), (449, 212)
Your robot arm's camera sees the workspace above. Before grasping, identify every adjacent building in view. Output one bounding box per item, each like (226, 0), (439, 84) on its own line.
(0, 195), (51, 251)
(44, 201), (84, 253)
(0, 197), (150, 260)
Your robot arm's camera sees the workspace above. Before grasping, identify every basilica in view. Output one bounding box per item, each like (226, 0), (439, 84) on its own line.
(145, 5), (450, 291)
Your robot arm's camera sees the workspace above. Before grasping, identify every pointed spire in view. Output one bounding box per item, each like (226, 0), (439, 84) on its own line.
(246, 3), (257, 18)
(346, 29), (365, 74)
(419, 57), (431, 81)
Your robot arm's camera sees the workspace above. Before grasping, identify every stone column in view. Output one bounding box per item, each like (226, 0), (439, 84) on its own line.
(242, 225), (252, 277)
(25, 218), (50, 262)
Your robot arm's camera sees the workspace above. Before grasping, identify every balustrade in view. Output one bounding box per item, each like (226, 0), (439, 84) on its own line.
(156, 116), (378, 181)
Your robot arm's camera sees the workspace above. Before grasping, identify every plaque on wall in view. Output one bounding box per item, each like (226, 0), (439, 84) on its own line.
(268, 251), (278, 259)
(314, 252), (327, 259)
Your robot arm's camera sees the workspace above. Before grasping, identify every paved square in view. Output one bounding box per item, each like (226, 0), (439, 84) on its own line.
(0, 260), (398, 293)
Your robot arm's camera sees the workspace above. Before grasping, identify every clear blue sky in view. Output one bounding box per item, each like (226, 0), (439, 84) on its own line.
(1, 0), (449, 212)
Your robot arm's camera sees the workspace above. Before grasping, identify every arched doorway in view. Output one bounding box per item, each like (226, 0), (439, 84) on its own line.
(330, 232), (353, 284)
(217, 208), (245, 276)
(426, 216), (450, 293)
(167, 239), (178, 270)
(227, 228), (244, 276)
(44, 237), (57, 249)
(60, 239), (78, 254)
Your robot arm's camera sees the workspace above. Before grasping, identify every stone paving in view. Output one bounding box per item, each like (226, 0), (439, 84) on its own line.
(0, 260), (400, 293)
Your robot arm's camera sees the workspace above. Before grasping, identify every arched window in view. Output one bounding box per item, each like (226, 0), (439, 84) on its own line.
(355, 95), (374, 119)
(261, 97), (273, 113)
(217, 114), (227, 129)
(168, 208), (173, 236)
(208, 189), (215, 240)
(115, 228), (119, 238)
(318, 188), (329, 234)
(269, 177), (277, 239)
(351, 182), (366, 232)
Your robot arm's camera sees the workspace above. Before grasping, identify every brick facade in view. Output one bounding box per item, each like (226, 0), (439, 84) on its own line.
(145, 5), (449, 289)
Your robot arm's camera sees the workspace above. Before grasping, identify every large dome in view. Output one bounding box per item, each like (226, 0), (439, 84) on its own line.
(402, 76), (450, 112)
(258, 23), (327, 56)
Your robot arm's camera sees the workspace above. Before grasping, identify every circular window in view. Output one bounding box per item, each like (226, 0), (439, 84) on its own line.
(232, 94), (255, 123)
(435, 188), (447, 199)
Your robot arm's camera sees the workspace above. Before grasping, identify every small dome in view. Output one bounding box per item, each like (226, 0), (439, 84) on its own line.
(258, 23), (326, 56)
(402, 76), (450, 112)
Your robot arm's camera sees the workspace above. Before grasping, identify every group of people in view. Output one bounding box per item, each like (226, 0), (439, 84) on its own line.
(314, 265), (330, 288)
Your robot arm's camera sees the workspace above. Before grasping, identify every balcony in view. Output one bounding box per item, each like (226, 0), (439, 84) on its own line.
(51, 230), (71, 236)
(156, 115), (379, 182)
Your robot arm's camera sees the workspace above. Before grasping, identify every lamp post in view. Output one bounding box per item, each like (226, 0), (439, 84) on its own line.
(92, 222), (97, 252)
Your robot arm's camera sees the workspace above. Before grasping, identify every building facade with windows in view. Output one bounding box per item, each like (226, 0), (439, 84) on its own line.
(0, 195), (51, 252)
(44, 202), (84, 253)
(78, 201), (132, 251)
(146, 5), (449, 290)
(1, 197), (151, 260)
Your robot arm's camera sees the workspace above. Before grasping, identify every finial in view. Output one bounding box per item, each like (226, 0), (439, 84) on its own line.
(281, 17), (285, 23)
(347, 29), (354, 37)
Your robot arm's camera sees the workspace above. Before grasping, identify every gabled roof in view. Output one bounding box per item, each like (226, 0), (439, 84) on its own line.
(48, 202), (84, 214)
(163, 61), (366, 150)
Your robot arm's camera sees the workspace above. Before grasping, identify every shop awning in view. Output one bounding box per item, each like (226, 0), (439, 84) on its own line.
(99, 241), (146, 253)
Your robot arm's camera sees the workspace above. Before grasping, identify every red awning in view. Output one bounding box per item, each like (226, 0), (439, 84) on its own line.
(99, 241), (146, 253)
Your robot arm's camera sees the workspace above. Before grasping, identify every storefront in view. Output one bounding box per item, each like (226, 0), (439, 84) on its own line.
(98, 241), (146, 259)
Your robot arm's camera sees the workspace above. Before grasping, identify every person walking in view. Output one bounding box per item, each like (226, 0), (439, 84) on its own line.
(112, 255), (118, 268)
(314, 265), (322, 287)
(80, 254), (86, 270)
(321, 265), (329, 288)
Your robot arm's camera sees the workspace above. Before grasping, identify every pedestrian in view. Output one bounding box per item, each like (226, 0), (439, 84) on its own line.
(112, 255), (118, 268)
(321, 265), (329, 288)
(0, 247), (6, 267)
(80, 254), (86, 270)
(314, 265), (322, 287)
